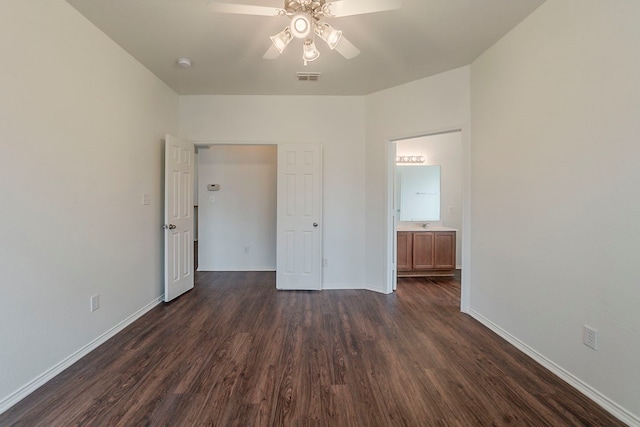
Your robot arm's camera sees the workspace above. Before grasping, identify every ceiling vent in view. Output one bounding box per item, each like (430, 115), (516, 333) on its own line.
(296, 72), (321, 81)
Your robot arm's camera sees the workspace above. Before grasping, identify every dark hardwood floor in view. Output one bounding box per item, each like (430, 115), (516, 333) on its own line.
(0, 273), (624, 426)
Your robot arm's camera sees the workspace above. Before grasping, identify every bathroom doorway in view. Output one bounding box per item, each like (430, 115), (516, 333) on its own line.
(388, 128), (469, 310)
(395, 131), (463, 269)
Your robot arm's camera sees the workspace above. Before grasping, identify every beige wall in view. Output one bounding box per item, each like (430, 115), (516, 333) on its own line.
(180, 95), (367, 289)
(364, 67), (471, 293)
(0, 0), (179, 409)
(470, 0), (640, 422)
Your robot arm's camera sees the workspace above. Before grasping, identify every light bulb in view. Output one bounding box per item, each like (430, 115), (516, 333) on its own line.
(290, 13), (312, 39)
(302, 39), (320, 63)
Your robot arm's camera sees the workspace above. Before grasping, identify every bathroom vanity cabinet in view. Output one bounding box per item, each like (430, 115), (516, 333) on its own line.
(397, 229), (456, 277)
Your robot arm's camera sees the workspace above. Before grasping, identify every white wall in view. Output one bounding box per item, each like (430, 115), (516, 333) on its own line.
(180, 95), (366, 289)
(470, 0), (640, 422)
(364, 67), (471, 292)
(397, 132), (464, 266)
(198, 145), (277, 271)
(0, 0), (178, 411)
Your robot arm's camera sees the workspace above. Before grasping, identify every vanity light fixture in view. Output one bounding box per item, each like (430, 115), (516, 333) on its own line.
(396, 155), (425, 164)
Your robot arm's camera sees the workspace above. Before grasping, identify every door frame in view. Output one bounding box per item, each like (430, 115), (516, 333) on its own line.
(194, 140), (276, 274)
(386, 125), (471, 313)
(193, 140), (323, 290)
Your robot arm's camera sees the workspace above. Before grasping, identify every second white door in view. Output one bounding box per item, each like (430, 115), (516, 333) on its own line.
(276, 144), (322, 290)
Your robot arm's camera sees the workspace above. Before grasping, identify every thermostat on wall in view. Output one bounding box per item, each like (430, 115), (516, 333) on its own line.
(207, 184), (220, 191)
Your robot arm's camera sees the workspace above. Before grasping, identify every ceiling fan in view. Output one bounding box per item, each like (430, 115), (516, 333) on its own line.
(207, 0), (401, 65)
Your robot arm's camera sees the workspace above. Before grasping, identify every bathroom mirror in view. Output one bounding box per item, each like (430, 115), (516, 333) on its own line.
(396, 165), (441, 221)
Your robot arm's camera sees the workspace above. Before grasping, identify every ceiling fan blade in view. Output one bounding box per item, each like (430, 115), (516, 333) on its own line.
(323, 0), (401, 17)
(334, 36), (360, 59)
(263, 44), (282, 59)
(207, 1), (286, 17)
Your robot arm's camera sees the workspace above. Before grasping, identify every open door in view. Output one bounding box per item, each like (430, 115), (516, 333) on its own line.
(276, 144), (322, 290)
(163, 135), (194, 302)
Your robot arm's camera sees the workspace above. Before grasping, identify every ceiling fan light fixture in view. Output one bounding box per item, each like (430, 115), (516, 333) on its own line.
(290, 12), (312, 39)
(315, 23), (342, 50)
(270, 27), (293, 53)
(302, 38), (320, 65)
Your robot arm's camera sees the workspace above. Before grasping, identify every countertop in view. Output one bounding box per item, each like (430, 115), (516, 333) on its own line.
(397, 225), (457, 232)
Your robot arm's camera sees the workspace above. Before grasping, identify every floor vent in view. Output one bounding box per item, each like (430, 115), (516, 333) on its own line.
(296, 72), (321, 81)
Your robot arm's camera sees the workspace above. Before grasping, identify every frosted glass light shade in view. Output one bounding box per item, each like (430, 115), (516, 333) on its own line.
(302, 39), (320, 62)
(315, 23), (342, 49)
(270, 27), (293, 53)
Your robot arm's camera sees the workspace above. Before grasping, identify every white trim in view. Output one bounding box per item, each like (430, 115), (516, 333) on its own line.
(459, 125), (471, 313)
(366, 283), (392, 294)
(197, 267), (276, 272)
(0, 296), (163, 416)
(322, 283), (366, 291)
(468, 310), (640, 427)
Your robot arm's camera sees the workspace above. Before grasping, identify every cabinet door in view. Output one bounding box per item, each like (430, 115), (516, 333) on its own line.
(397, 232), (413, 271)
(413, 232), (435, 269)
(434, 231), (456, 269)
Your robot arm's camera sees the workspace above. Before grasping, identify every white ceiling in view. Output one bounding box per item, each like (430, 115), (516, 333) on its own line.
(64, 0), (544, 96)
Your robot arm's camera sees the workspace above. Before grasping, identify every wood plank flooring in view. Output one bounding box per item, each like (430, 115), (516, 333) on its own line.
(0, 272), (624, 426)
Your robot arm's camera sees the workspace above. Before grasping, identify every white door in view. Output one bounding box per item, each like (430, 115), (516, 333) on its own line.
(276, 144), (322, 290)
(164, 135), (194, 302)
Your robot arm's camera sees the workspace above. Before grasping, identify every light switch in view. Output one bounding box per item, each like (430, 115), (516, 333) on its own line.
(142, 193), (150, 205)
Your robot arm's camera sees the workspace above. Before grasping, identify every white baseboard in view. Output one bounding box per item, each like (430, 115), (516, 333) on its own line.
(365, 283), (391, 294)
(0, 296), (164, 416)
(322, 283), (366, 290)
(197, 267), (276, 272)
(467, 309), (640, 427)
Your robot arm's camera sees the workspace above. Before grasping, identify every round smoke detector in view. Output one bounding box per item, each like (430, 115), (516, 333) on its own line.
(177, 58), (192, 68)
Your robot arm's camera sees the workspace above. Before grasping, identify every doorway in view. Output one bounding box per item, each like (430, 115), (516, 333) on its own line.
(195, 143), (324, 291)
(196, 145), (278, 272)
(387, 128), (470, 311)
(395, 131), (463, 267)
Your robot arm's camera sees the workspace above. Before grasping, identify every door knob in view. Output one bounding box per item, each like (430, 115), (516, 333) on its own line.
(313, 223), (318, 228)
(163, 224), (177, 230)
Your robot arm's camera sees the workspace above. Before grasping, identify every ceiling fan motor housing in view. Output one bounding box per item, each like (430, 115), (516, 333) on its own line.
(285, 0), (328, 20)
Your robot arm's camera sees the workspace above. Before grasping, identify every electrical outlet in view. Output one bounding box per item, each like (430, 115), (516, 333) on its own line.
(583, 325), (599, 350)
(323, 258), (328, 267)
(244, 246), (250, 254)
(90, 294), (100, 312)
